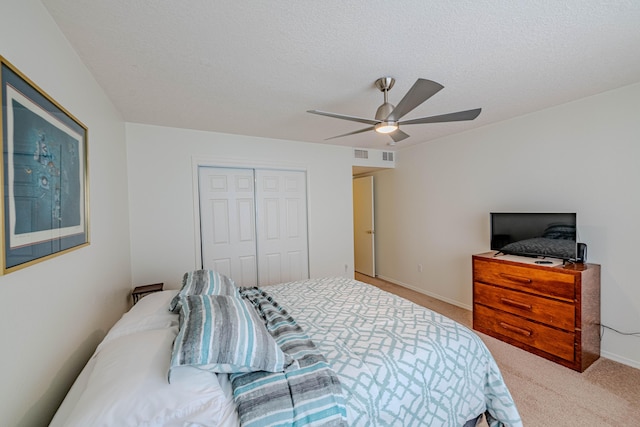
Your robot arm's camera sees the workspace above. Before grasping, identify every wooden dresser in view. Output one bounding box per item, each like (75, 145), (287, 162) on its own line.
(472, 252), (600, 372)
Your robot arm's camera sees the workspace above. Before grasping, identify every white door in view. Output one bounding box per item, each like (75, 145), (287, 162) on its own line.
(199, 167), (309, 287)
(255, 169), (309, 285)
(199, 167), (258, 286)
(353, 176), (375, 276)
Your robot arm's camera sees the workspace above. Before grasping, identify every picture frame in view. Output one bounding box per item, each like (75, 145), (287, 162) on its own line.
(0, 56), (89, 274)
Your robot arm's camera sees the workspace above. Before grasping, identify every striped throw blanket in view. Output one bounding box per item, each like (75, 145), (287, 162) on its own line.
(231, 287), (348, 427)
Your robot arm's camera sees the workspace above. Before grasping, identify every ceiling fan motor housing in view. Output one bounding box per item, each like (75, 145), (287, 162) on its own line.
(375, 102), (395, 121)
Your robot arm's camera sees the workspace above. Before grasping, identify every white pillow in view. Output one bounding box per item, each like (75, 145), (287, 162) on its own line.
(64, 327), (235, 427)
(98, 290), (178, 350)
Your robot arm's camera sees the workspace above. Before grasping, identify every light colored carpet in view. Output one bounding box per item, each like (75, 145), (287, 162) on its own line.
(355, 273), (640, 426)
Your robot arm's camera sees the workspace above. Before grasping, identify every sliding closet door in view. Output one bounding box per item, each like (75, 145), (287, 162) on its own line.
(199, 167), (258, 286)
(255, 169), (309, 285)
(199, 166), (309, 287)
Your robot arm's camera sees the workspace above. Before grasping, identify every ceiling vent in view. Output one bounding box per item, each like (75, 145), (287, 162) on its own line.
(382, 151), (394, 162)
(354, 149), (369, 159)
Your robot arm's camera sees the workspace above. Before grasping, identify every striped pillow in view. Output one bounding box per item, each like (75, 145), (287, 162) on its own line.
(169, 269), (238, 313)
(169, 295), (289, 377)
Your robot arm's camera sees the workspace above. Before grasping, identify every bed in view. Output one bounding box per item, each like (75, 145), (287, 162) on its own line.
(50, 273), (522, 427)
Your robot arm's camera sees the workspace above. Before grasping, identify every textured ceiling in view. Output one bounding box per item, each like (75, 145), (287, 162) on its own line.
(42, 0), (640, 150)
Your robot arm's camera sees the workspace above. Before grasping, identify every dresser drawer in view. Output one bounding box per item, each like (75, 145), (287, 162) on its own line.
(474, 282), (575, 331)
(474, 304), (575, 362)
(473, 258), (575, 301)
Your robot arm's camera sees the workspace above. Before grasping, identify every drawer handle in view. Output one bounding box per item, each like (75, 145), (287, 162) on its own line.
(499, 273), (532, 284)
(500, 297), (533, 311)
(499, 322), (532, 337)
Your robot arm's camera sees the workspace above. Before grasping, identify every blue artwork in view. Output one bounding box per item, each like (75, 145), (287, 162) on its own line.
(11, 99), (81, 234)
(2, 57), (88, 272)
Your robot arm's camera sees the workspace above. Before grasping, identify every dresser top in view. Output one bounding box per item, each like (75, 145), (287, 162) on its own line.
(473, 251), (598, 272)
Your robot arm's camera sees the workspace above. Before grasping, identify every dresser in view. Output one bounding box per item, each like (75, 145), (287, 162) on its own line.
(472, 252), (600, 372)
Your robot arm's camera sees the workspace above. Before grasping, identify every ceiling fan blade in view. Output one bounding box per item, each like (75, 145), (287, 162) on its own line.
(324, 126), (375, 140)
(386, 79), (444, 121)
(390, 129), (410, 143)
(307, 110), (380, 126)
(399, 108), (482, 125)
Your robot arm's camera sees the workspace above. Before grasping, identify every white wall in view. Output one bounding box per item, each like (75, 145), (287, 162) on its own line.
(374, 82), (640, 368)
(0, 1), (132, 425)
(126, 123), (355, 289)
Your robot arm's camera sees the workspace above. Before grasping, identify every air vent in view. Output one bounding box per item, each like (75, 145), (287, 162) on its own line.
(382, 151), (394, 162)
(354, 149), (369, 159)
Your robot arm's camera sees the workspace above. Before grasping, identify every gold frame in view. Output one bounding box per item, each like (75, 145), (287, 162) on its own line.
(0, 56), (89, 275)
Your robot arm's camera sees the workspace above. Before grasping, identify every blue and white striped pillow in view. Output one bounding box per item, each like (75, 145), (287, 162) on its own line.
(169, 295), (289, 377)
(169, 269), (238, 313)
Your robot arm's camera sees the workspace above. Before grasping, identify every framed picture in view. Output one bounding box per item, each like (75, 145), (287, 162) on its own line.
(0, 56), (89, 274)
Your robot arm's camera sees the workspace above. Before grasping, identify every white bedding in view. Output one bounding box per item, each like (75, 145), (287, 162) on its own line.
(49, 291), (239, 427)
(50, 278), (521, 427)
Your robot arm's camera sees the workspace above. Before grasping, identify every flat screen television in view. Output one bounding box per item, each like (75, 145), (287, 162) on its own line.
(490, 212), (577, 261)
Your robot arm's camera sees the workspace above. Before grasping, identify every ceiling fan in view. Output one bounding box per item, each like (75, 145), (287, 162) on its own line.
(307, 77), (481, 145)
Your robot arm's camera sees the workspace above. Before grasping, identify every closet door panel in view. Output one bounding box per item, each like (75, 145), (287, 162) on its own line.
(263, 198), (281, 240)
(286, 199), (302, 237)
(256, 170), (309, 286)
(238, 255), (258, 286)
(210, 200), (230, 244)
(199, 167), (258, 286)
(210, 258), (232, 277)
(264, 253), (283, 285)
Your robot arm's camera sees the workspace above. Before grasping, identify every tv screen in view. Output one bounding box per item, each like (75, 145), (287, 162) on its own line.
(490, 212), (577, 260)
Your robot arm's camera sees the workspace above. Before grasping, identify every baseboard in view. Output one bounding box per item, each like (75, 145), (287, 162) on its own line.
(375, 274), (473, 311)
(601, 350), (640, 370)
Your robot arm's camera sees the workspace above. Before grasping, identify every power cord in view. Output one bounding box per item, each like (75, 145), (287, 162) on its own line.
(599, 323), (640, 340)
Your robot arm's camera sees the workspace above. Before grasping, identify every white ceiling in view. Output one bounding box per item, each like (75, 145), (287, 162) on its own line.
(42, 0), (640, 150)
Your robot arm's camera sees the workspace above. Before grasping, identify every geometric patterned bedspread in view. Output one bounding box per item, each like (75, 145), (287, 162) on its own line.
(265, 277), (523, 427)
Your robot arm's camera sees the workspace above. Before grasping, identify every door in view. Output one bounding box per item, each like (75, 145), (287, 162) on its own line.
(199, 167), (258, 286)
(353, 176), (375, 276)
(199, 166), (309, 287)
(255, 169), (309, 285)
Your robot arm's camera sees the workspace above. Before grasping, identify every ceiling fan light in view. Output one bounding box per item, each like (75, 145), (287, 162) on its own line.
(375, 121), (398, 134)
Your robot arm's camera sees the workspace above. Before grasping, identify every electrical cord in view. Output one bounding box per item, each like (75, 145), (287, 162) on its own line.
(599, 323), (640, 340)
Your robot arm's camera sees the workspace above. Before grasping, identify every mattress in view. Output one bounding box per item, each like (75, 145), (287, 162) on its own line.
(50, 276), (522, 427)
